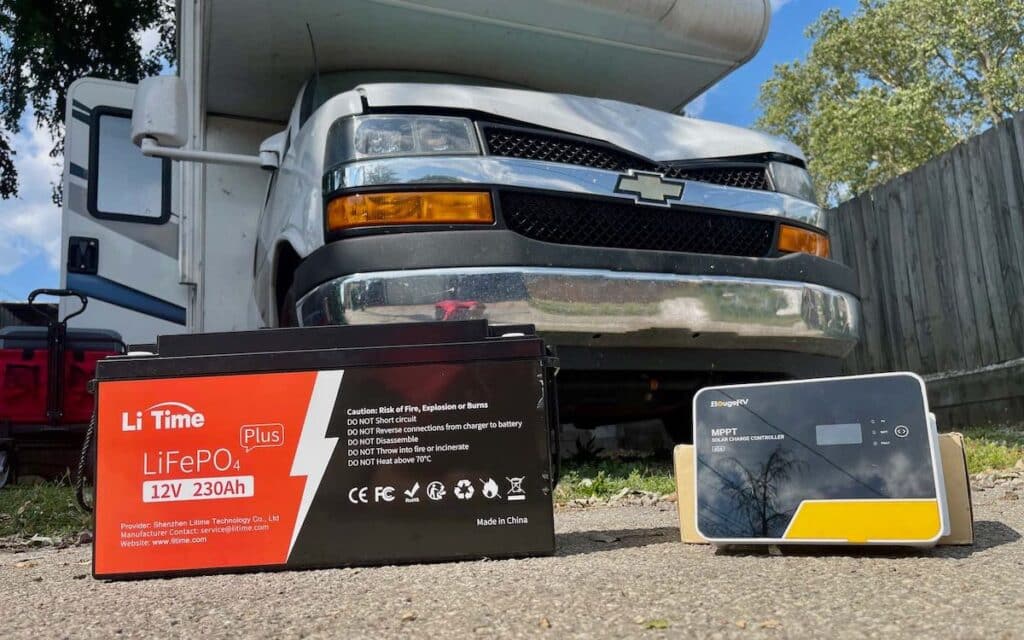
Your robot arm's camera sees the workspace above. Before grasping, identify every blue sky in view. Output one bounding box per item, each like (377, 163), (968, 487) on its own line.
(0, 0), (858, 301)
(689, 0), (859, 124)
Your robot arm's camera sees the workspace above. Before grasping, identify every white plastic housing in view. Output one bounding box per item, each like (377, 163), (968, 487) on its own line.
(131, 76), (188, 148)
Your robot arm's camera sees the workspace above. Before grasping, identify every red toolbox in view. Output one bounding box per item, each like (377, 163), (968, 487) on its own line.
(0, 327), (123, 424)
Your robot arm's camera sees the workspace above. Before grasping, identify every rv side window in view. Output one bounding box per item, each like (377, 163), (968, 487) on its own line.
(88, 108), (170, 224)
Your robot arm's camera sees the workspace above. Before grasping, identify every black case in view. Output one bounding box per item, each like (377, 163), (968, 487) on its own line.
(92, 321), (558, 579)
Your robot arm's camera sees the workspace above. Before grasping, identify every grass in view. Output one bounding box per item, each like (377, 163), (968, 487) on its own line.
(961, 425), (1024, 474)
(0, 478), (91, 540)
(1, 426), (1022, 539)
(555, 458), (676, 502)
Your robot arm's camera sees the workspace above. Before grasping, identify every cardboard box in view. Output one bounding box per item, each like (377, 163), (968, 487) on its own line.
(674, 432), (973, 546)
(936, 432), (974, 545)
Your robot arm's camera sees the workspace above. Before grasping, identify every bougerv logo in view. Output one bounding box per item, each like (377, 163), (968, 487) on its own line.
(709, 398), (749, 409)
(122, 402), (206, 432)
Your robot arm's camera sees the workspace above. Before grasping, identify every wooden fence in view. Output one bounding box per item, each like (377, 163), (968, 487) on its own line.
(827, 111), (1024, 428)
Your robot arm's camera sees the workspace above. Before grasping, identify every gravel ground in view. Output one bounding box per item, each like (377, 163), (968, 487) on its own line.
(3, 479), (1023, 640)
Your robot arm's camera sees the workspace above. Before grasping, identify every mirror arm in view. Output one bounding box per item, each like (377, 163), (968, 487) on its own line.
(140, 137), (265, 168)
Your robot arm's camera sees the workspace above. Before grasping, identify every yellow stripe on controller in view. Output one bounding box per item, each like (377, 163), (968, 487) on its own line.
(784, 500), (941, 543)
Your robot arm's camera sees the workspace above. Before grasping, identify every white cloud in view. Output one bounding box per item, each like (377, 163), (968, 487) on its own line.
(770, 0), (793, 12)
(684, 86), (716, 118)
(0, 114), (62, 276)
(137, 26), (161, 56)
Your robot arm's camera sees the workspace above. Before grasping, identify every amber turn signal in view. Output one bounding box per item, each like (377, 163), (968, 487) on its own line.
(778, 224), (830, 258)
(327, 191), (494, 231)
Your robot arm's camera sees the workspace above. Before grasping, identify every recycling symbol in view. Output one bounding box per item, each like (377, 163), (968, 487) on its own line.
(454, 479), (475, 500)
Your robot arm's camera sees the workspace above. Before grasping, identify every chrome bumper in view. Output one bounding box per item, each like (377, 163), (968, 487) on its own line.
(297, 267), (861, 358)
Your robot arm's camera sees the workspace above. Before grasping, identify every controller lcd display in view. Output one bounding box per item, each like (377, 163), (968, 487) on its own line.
(815, 423), (862, 446)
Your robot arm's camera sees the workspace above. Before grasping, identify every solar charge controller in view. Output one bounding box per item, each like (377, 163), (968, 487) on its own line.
(693, 373), (949, 546)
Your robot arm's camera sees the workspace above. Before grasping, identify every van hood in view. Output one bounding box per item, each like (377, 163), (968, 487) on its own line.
(354, 83), (804, 163)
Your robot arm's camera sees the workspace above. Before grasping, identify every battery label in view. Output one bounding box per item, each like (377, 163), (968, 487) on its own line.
(94, 359), (553, 577)
(142, 476), (255, 503)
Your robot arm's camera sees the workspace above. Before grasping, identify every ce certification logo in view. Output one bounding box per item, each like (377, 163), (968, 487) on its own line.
(348, 486), (396, 504)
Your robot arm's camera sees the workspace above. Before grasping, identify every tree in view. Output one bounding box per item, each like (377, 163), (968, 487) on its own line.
(756, 0), (1024, 203)
(0, 0), (174, 202)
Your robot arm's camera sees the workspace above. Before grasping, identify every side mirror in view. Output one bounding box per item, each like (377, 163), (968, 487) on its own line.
(131, 75), (262, 168)
(131, 76), (188, 148)
(258, 130), (288, 170)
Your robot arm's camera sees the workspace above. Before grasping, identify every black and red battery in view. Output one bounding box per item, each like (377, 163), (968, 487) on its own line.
(0, 289), (124, 486)
(90, 320), (559, 579)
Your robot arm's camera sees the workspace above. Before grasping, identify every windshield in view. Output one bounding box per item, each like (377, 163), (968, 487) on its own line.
(300, 70), (526, 126)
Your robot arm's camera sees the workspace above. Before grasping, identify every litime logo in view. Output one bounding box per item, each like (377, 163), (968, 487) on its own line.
(709, 398), (749, 409)
(121, 402), (206, 432)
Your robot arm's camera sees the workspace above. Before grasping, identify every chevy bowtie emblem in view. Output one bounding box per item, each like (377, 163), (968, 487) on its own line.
(614, 170), (684, 206)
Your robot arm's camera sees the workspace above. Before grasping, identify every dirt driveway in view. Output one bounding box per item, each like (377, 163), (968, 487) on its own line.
(3, 483), (1022, 639)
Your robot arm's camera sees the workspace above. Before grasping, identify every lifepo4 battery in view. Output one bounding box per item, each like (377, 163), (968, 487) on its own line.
(91, 321), (557, 579)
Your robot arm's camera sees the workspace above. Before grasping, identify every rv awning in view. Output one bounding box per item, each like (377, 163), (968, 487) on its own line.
(204, 0), (771, 122)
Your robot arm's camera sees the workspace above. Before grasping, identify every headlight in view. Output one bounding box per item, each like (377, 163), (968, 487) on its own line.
(768, 161), (817, 203)
(326, 115), (480, 167)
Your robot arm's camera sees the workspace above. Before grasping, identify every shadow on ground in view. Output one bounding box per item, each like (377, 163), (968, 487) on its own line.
(709, 520), (1019, 559)
(933, 520), (1021, 558)
(557, 527), (678, 557)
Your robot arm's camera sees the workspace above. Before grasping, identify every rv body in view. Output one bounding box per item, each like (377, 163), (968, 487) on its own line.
(59, 0), (860, 426)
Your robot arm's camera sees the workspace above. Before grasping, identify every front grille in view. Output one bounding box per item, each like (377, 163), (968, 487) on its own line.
(485, 127), (645, 173)
(482, 126), (771, 192)
(659, 165), (769, 191)
(500, 191), (776, 257)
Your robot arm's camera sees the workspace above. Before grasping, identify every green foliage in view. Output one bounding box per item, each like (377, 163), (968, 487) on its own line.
(756, 0), (1024, 203)
(0, 479), (91, 539)
(0, 0), (175, 201)
(555, 459), (676, 501)
(961, 426), (1024, 474)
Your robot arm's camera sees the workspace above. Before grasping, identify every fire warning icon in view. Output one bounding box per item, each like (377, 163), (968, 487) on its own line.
(480, 478), (500, 499)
